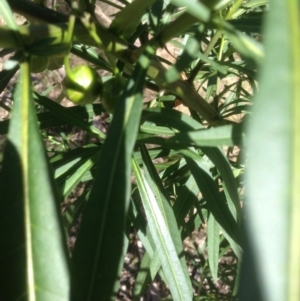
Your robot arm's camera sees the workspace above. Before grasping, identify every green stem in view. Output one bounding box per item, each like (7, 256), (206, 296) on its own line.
(215, 34), (225, 103)
(79, 14), (119, 74)
(63, 13), (76, 76)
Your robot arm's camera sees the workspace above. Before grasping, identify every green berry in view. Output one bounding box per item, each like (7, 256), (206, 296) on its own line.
(63, 65), (101, 105)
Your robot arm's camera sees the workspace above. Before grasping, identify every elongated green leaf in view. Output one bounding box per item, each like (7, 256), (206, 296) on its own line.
(133, 251), (152, 299)
(207, 213), (220, 282)
(33, 93), (105, 139)
(140, 124), (178, 135)
(220, 22), (264, 64)
(63, 186), (91, 232)
(0, 104), (105, 135)
(185, 157), (240, 245)
(71, 44), (112, 72)
(232, 0), (269, 18)
(0, 60), (69, 300)
(140, 144), (193, 293)
(57, 151), (100, 198)
(128, 198), (156, 260)
(170, 0), (210, 22)
(169, 123), (245, 147)
(142, 107), (204, 131)
(0, 66), (18, 94)
(132, 157), (193, 301)
(129, 198), (170, 292)
(181, 210), (206, 240)
(110, 0), (157, 39)
(71, 45), (155, 301)
(51, 144), (100, 172)
(129, 199), (169, 298)
(229, 13), (264, 33)
(242, 1), (300, 301)
(221, 228), (242, 260)
(173, 175), (199, 225)
(202, 147), (241, 222)
(133, 147), (179, 165)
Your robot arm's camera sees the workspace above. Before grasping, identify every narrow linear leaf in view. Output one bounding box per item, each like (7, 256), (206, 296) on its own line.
(202, 147), (241, 222)
(110, 0), (157, 39)
(0, 60), (70, 300)
(133, 251), (152, 299)
(140, 144), (193, 294)
(173, 175), (199, 225)
(142, 107), (204, 131)
(33, 93), (105, 139)
(132, 157), (193, 301)
(207, 213), (220, 282)
(169, 123), (245, 147)
(0, 66), (18, 94)
(129, 199), (169, 297)
(0, 104), (105, 135)
(220, 20), (264, 64)
(71, 45), (155, 301)
(170, 0), (210, 22)
(242, 1), (300, 301)
(57, 151), (100, 198)
(185, 157), (240, 245)
(51, 144), (100, 174)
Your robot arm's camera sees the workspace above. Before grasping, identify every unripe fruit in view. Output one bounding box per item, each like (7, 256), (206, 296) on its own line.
(63, 65), (102, 105)
(101, 75), (126, 113)
(30, 55), (49, 73)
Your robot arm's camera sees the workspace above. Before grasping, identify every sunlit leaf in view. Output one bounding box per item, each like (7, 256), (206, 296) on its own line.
(207, 213), (220, 282)
(132, 157), (193, 301)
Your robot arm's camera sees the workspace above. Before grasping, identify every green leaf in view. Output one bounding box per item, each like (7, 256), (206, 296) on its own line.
(0, 104), (105, 135)
(220, 20), (264, 64)
(202, 147), (242, 223)
(133, 251), (152, 299)
(229, 13), (264, 33)
(51, 144), (100, 172)
(132, 157), (193, 301)
(170, 0), (210, 22)
(110, 0), (157, 39)
(71, 45), (155, 301)
(0, 65), (18, 94)
(33, 93), (105, 139)
(165, 26), (227, 83)
(173, 175), (199, 225)
(0, 60), (70, 300)
(169, 123), (245, 147)
(207, 213), (220, 282)
(242, 0), (300, 301)
(140, 144), (193, 293)
(185, 157), (240, 245)
(142, 107), (204, 131)
(57, 151), (100, 198)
